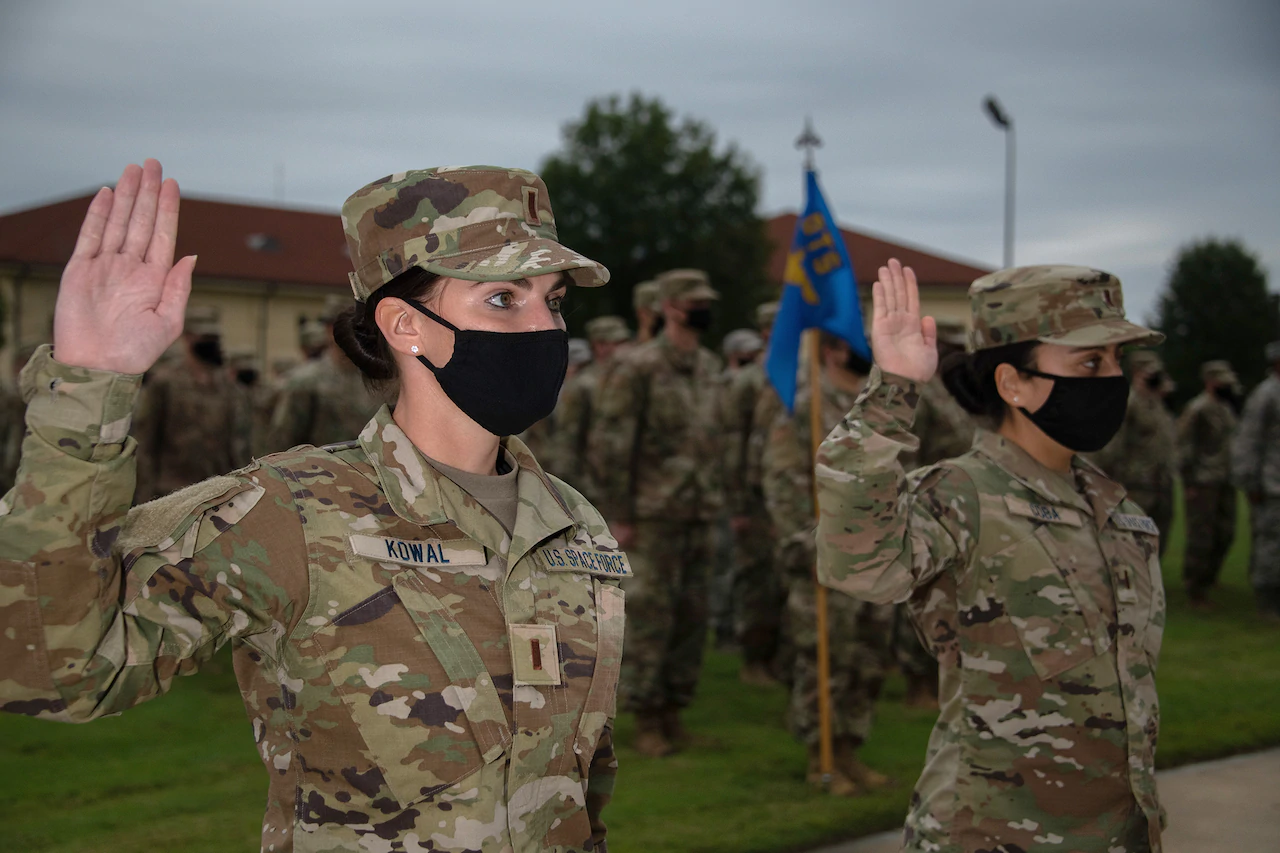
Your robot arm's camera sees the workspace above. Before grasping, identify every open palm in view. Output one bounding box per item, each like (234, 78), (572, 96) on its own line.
(53, 159), (195, 375)
(870, 258), (938, 383)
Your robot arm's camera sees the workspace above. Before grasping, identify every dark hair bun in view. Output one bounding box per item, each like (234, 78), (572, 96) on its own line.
(333, 301), (396, 382)
(940, 341), (1039, 424)
(940, 351), (987, 416)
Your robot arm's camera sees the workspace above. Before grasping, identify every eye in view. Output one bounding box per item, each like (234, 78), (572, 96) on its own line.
(548, 293), (565, 314)
(485, 291), (514, 309)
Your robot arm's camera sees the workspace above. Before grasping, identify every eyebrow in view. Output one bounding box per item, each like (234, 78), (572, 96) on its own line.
(471, 276), (569, 293)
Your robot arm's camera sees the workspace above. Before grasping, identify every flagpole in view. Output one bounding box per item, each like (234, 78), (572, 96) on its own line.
(807, 329), (836, 785)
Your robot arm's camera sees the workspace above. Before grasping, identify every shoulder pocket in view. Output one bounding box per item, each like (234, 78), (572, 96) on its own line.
(119, 475), (265, 565)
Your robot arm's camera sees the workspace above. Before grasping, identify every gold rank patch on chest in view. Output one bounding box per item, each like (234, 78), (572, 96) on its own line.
(538, 544), (632, 578)
(1111, 513), (1160, 536)
(1003, 496), (1084, 527)
(348, 533), (487, 568)
(510, 623), (561, 686)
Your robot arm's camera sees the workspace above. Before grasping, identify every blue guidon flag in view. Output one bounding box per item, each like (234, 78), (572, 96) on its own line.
(765, 169), (871, 412)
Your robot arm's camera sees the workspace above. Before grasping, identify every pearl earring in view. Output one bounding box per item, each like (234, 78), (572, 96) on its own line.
(1013, 396), (1019, 402)
(411, 346), (419, 354)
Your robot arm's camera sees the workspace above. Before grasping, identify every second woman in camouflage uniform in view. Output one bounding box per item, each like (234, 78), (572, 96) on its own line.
(817, 261), (1167, 852)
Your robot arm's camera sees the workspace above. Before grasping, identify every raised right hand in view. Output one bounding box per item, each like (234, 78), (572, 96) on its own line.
(870, 258), (938, 384)
(52, 159), (195, 375)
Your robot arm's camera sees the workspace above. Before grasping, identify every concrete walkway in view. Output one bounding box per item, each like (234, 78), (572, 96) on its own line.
(809, 748), (1280, 853)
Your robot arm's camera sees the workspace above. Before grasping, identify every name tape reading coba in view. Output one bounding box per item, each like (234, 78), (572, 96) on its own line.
(538, 544), (632, 577)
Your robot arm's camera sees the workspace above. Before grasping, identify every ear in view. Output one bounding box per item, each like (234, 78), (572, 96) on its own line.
(994, 362), (1025, 409)
(374, 298), (428, 357)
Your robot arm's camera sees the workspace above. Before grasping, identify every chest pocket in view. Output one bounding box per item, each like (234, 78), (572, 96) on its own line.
(310, 570), (510, 810)
(979, 504), (1112, 682)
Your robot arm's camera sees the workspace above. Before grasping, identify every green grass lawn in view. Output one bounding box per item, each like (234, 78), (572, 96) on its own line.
(2, 493), (1277, 852)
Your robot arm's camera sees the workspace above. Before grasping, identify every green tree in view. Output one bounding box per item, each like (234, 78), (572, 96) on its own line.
(540, 93), (772, 341)
(1154, 238), (1277, 406)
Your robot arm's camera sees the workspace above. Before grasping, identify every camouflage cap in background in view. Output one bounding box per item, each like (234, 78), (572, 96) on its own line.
(341, 166), (609, 302)
(184, 304), (221, 337)
(658, 268), (720, 302)
(319, 293), (350, 324)
(298, 319), (329, 350)
(1266, 341), (1280, 363)
(755, 300), (780, 333)
(1126, 350), (1164, 374)
(568, 337), (592, 367)
(584, 315), (631, 344)
(966, 265), (1162, 353)
(633, 280), (661, 313)
(227, 349), (260, 372)
(1200, 360), (1238, 384)
(722, 328), (764, 358)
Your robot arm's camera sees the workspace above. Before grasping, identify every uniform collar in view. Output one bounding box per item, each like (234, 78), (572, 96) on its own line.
(358, 406), (577, 564)
(971, 428), (1126, 526)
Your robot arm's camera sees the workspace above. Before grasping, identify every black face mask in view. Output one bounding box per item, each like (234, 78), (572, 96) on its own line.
(191, 338), (224, 367)
(1017, 368), (1130, 453)
(845, 349), (873, 376)
(236, 369), (259, 386)
(652, 314), (666, 335)
(406, 301), (568, 437)
(1213, 385), (1242, 412)
(1144, 371), (1164, 391)
(683, 307), (713, 331)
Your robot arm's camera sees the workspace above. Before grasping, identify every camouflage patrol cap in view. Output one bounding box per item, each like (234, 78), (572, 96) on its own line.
(299, 319), (329, 349)
(228, 349), (260, 371)
(568, 337), (592, 367)
(341, 166), (609, 301)
(1266, 341), (1280, 363)
(658, 269), (720, 302)
(633, 280), (661, 313)
(966, 265), (1162, 353)
(1200, 360), (1238, 384)
(1127, 350), (1164, 373)
(319, 293), (349, 324)
(722, 328), (764, 358)
(184, 303), (221, 337)
(755, 301), (780, 332)
(584, 315), (631, 344)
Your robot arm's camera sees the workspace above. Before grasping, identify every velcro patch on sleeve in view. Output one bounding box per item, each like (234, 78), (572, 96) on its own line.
(1004, 496), (1084, 527)
(538, 544), (632, 578)
(349, 534), (486, 568)
(1111, 513), (1160, 536)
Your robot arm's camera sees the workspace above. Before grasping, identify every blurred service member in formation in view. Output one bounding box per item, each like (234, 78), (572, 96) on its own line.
(265, 300), (388, 453)
(1232, 340), (1280, 621)
(1091, 350), (1178, 557)
(723, 305), (787, 685)
(817, 262), (1167, 852)
(1177, 359), (1241, 608)
(896, 327), (975, 708)
(227, 349), (275, 457)
(551, 315), (631, 499)
(763, 332), (893, 795)
(0, 160), (626, 852)
(0, 344), (39, 494)
(710, 327), (765, 650)
(632, 278), (662, 343)
(132, 303), (251, 500)
(519, 337), (590, 473)
(590, 268), (725, 756)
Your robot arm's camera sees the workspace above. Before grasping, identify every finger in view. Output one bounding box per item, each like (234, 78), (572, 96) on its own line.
(921, 315), (937, 351)
(904, 264), (920, 317)
(878, 265), (897, 313)
(146, 177), (181, 267)
(156, 255), (196, 330)
(70, 187), (114, 260)
(871, 279), (887, 321)
(887, 258), (906, 310)
(123, 159), (163, 259)
(100, 163), (142, 254)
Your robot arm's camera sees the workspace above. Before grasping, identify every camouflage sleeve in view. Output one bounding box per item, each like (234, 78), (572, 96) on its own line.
(1175, 403), (1201, 481)
(814, 367), (978, 604)
(1231, 386), (1268, 494)
(721, 370), (757, 515)
(587, 355), (644, 524)
(761, 396), (815, 539)
(0, 346), (305, 723)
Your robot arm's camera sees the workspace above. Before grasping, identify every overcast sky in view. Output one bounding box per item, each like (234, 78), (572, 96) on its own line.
(2, 0), (1277, 323)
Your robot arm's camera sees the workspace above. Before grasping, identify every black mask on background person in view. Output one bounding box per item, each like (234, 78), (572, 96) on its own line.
(191, 338), (224, 367)
(1213, 385), (1242, 413)
(845, 348), (873, 377)
(236, 369), (259, 387)
(406, 301), (568, 437)
(683, 306), (713, 331)
(652, 314), (666, 335)
(1016, 367), (1130, 453)
(1144, 371), (1164, 391)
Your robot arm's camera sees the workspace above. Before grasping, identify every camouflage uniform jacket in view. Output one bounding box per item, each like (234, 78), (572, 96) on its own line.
(1092, 389), (1178, 491)
(722, 360), (768, 516)
(589, 334), (724, 522)
(265, 353), (387, 454)
(0, 381), (23, 494)
(1232, 373), (1280, 498)
(133, 358), (251, 500)
(0, 347), (626, 853)
(1176, 391), (1237, 486)
(815, 368), (1166, 853)
(550, 360), (611, 501)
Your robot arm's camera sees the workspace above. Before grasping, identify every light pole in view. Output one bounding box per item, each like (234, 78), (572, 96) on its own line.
(983, 95), (1015, 269)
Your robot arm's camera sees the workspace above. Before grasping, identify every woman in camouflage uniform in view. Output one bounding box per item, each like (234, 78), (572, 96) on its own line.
(0, 160), (627, 853)
(816, 260), (1167, 852)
